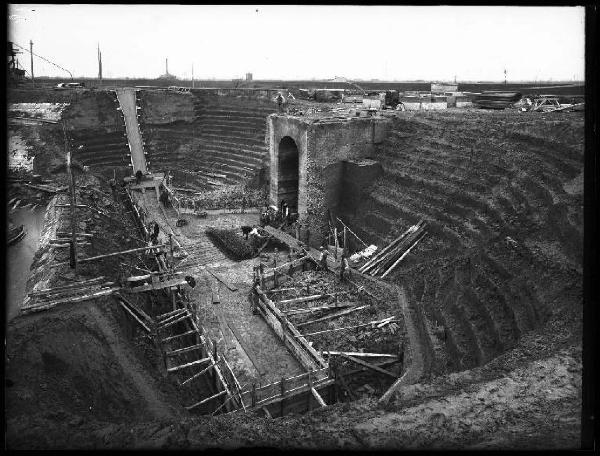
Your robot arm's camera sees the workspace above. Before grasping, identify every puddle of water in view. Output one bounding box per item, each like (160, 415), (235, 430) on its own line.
(6, 206), (47, 321)
(8, 134), (34, 172)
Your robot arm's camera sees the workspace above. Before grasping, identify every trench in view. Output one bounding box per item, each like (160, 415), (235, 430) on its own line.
(6, 206), (47, 322)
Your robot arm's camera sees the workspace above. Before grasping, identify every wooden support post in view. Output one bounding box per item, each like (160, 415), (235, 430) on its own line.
(311, 387), (327, 408)
(181, 362), (214, 386)
(280, 376), (286, 417)
(185, 390), (227, 411)
(212, 339), (218, 391)
(251, 383), (257, 407)
(307, 371), (313, 411)
(64, 122), (78, 272)
(343, 226), (347, 254)
(334, 227), (338, 260)
(118, 300), (151, 332)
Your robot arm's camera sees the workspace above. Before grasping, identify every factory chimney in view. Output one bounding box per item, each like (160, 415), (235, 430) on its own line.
(97, 43), (103, 85)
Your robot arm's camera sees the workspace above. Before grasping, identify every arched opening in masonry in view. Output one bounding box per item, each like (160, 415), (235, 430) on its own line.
(277, 136), (299, 213)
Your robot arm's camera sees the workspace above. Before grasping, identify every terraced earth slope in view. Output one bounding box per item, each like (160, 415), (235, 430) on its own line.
(138, 90), (277, 188)
(63, 91), (131, 178)
(342, 110), (584, 375)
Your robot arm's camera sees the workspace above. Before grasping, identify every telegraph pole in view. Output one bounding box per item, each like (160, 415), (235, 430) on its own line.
(192, 64), (194, 89)
(30, 40), (34, 87)
(63, 121), (78, 272)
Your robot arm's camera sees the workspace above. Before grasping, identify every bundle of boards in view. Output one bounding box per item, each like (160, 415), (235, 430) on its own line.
(358, 220), (428, 278)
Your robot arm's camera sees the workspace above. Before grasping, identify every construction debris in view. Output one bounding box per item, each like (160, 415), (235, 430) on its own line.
(359, 220), (427, 277)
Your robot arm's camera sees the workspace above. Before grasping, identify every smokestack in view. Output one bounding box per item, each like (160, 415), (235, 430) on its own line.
(97, 43), (103, 84)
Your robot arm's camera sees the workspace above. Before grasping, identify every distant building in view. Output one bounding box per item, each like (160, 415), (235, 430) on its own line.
(7, 41), (26, 86)
(431, 82), (458, 94)
(158, 58), (177, 81)
(246, 72), (253, 81)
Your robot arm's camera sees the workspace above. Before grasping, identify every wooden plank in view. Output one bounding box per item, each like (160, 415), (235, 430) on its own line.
(156, 308), (188, 326)
(118, 300), (151, 332)
(321, 351), (398, 359)
(221, 356), (246, 412)
(277, 292), (345, 306)
(255, 287), (327, 370)
(166, 343), (203, 357)
(296, 305), (369, 328)
(206, 268), (237, 291)
(185, 390), (227, 410)
(283, 303), (353, 315)
(28, 277), (106, 296)
(52, 244), (167, 267)
(298, 318), (400, 338)
(253, 379), (335, 409)
(226, 320), (265, 376)
(116, 294), (155, 326)
(156, 307), (186, 320)
(161, 329), (197, 343)
(380, 232), (427, 278)
(127, 277), (188, 293)
(167, 357), (211, 373)
(22, 287), (121, 313)
(181, 363), (215, 386)
(268, 287), (301, 294)
(339, 354), (397, 378)
(311, 387), (327, 408)
(343, 359), (400, 377)
(160, 314), (191, 332)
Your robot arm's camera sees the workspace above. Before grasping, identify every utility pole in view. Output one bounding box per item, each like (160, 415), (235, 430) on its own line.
(63, 121), (78, 272)
(504, 68), (507, 85)
(192, 64), (194, 89)
(29, 40), (34, 87)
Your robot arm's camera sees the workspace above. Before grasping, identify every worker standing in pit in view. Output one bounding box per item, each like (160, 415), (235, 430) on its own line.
(135, 170), (143, 185)
(340, 252), (350, 282)
(276, 92), (285, 113)
(319, 246), (329, 271)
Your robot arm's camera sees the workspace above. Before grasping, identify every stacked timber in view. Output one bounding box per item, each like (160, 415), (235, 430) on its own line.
(358, 220), (427, 278)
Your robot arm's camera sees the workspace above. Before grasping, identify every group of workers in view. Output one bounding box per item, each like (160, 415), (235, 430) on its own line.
(318, 245), (351, 281)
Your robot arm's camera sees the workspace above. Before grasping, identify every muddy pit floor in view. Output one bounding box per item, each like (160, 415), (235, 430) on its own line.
(131, 188), (304, 388)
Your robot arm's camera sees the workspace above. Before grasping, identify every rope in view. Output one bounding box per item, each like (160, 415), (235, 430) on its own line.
(336, 217), (368, 248)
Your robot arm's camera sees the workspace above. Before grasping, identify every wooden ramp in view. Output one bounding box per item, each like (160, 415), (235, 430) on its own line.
(116, 88), (147, 174)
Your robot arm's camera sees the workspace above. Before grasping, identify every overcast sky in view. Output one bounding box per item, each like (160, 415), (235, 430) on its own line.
(8, 5), (585, 81)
